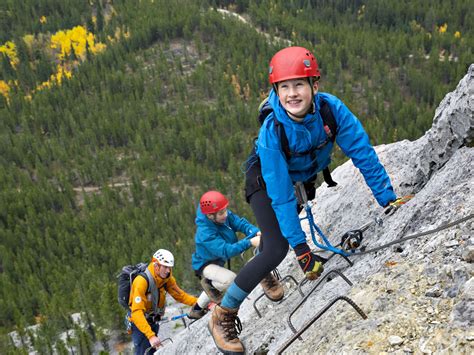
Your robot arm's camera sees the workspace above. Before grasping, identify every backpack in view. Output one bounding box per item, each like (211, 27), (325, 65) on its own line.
(117, 262), (150, 309)
(257, 97), (338, 187)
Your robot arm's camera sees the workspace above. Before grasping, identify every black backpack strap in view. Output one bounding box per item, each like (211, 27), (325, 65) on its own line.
(138, 272), (150, 293)
(257, 97), (273, 125)
(319, 100), (338, 187)
(274, 119), (291, 160)
(319, 101), (337, 142)
(323, 167), (338, 187)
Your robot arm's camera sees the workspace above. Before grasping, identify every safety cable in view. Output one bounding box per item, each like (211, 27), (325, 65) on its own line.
(348, 213), (473, 257)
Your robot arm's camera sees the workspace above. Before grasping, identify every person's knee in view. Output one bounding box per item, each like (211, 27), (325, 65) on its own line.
(261, 243), (288, 269)
(221, 273), (236, 290)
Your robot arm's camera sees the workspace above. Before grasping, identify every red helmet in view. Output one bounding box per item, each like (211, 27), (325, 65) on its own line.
(268, 46), (321, 84)
(200, 191), (229, 214)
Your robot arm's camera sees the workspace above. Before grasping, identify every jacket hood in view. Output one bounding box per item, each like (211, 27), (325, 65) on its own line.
(195, 205), (214, 227)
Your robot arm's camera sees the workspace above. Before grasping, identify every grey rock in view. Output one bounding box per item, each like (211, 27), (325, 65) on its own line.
(462, 245), (474, 262)
(444, 240), (459, 248)
(389, 335), (404, 346)
(450, 278), (474, 326)
(425, 286), (442, 298)
(450, 299), (474, 326)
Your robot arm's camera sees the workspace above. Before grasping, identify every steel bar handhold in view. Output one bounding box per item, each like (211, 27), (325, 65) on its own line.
(252, 292), (266, 318)
(273, 268), (282, 280)
(290, 270), (352, 336)
(277, 296), (367, 354)
(281, 274), (304, 298)
(253, 275), (303, 318)
(295, 269), (353, 319)
(144, 338), (174, 354)
(187, 318), (198, 328)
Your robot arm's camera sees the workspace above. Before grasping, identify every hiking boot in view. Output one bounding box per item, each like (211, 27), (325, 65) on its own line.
(208, 305), (244, 354)
(201, 277), (223, 303)
(260, 272), (284, 302)
(188, 303), (207, 320)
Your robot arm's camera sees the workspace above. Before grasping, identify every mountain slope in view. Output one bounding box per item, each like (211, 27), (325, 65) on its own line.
(157, 65), (473, 354)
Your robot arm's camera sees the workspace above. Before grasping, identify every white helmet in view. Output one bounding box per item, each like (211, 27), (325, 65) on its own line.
(153, 249), (174, 267)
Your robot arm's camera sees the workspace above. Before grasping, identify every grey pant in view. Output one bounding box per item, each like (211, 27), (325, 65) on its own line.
(196, 264), (236, 308)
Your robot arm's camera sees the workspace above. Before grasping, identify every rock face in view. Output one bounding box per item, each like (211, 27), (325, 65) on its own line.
(157, 65), (474, 354)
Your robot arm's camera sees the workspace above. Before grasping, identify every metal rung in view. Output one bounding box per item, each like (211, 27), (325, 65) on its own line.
(296, 269), (352, 301)
(291, 270), (353, 339)
(277, 296), (367, 354)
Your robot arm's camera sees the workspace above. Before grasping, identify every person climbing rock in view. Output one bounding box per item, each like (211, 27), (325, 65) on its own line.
(128, 249), (197, 354)
(189, 190), (284, 321)
(208, 46), (404, 353)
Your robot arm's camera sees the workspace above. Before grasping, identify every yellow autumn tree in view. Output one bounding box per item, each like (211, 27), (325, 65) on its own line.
(0, 41), (19, 68)
(438, 23), (448, 34)
(50, 25), (106, 62)
(0, 80), (10, 102)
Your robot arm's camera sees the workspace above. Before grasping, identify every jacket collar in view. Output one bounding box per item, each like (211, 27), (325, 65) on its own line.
(268, 89), (320, 126)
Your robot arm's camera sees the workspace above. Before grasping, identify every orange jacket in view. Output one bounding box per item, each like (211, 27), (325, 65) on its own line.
(129, 263), (197, 339)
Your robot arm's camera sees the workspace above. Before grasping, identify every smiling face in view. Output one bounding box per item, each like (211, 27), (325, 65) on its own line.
(276, 78), (318, 120)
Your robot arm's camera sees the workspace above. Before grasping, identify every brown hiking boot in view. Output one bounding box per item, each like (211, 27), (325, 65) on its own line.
(260, 272), (284, 302)
(208, 305), (244, 354)
(201, 277), (224, 303)
(188, 303), (207, 320)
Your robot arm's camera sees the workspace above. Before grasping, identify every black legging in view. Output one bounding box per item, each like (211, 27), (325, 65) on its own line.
(235, 151), (316, 293)
(233, 187), (289, 293)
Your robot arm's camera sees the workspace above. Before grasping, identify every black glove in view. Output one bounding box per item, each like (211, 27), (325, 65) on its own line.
(294, 243), (326, 280)
(384, 195), (414, 215)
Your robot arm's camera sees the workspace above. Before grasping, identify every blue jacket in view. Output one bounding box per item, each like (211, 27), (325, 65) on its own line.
(191, 207), (259, 271)
(256, 90), (396, 248)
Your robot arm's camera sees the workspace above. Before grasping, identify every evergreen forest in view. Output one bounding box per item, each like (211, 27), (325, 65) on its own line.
(0, 0), (472, 352)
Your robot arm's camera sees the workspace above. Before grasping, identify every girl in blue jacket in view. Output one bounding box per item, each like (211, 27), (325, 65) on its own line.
(208, 46), (401, 354)
(188, 190), (261, 319)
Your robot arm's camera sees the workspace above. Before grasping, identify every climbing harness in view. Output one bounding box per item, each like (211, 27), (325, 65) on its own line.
(295, 182), (354, 264)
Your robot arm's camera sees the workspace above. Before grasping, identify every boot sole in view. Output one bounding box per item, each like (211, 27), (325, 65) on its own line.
(263, 292), (284, 302)
(207, 323), (245, 355)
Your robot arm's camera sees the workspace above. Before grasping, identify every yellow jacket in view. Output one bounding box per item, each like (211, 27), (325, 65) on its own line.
(129, 263), (197, 339)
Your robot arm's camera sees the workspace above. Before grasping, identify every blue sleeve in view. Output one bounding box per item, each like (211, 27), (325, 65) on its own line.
(227, 211), (259, 236)
(329, 96), (396, 206)
(201, 231), (251, 260)
(257, 122), (307, 248)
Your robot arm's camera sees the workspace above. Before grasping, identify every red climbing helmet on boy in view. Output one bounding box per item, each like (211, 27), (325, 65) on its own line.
(200, 190), (229, 214)
(268, 46), (321, 84)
